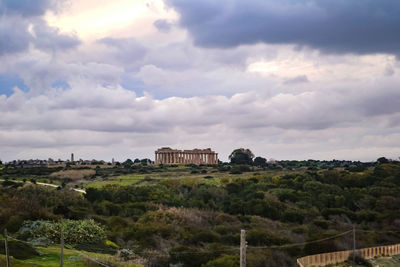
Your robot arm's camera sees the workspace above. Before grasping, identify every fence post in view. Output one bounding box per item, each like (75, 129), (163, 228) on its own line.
(60, 231), (64, 267)
(4, 229), (10, 267)
(240, 229), (246, 267)
(353, 225), (356, 262)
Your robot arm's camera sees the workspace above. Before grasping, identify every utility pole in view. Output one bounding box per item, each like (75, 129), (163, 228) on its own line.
(4, 229), (10, 267)
(60, 231), (64, 267)
(240, 229), (246, 267)
(353, 225), (356, 263)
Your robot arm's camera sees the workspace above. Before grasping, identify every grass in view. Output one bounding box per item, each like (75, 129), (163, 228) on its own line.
(0, 246), (143, 267)
(84, 174), (152, 188)
(368, 254), (400, 266)
(0, 246), (87, 267)
(83, 169), (226, 189)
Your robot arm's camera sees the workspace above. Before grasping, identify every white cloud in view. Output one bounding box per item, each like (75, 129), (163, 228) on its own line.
(1, 80), (400, 161)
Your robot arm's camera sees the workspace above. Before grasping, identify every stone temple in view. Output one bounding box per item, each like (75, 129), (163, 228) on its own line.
(155, 147), (218, 165)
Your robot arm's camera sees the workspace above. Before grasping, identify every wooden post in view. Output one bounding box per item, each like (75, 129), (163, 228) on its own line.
(353, 225), (356, 262)
(240, 229), (246, 267)
(60, 231), (64, 267)
(4, 229), (10, 267)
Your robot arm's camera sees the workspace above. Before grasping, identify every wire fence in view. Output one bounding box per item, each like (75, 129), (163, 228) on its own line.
(3, 227), (400, 266)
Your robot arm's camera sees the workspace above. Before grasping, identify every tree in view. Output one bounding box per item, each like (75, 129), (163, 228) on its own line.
(122, 159), (134, 168)
(253, 156), (267, 167)
(377, 157), (389, 164)
(229, 148), (254, 165)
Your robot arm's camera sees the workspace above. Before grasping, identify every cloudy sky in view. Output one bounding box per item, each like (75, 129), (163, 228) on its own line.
(1, 0), (400, 162)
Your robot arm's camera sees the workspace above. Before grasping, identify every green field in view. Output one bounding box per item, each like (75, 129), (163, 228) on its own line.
(83, 168), (221, 188)
(83, 166), (292, 189)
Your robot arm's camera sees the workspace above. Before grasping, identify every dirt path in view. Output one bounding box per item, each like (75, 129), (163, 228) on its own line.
(1, 179), (86, 194)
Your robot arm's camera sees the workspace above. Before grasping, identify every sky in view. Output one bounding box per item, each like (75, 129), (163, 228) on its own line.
(0, 0), (400, 162)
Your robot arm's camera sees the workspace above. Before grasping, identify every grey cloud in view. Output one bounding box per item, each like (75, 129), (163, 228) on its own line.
(167, 0), (400, 55)
(0, 17), (80, 56)
(97, 37), (147, 67)
(33, 20), (81, 51)
(0, 18), (31, 55)
(384, 64), (395, 76)
(153, 19), (173, 33)
(1, 79), (400, 133)
(283, 75), (309, 85)
(0, 0), (64, 17)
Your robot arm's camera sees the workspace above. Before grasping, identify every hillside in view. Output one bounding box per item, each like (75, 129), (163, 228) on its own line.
(1, 161), (400, 266)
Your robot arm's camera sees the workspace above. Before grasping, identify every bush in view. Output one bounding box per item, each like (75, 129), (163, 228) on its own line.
(203, 254), (239, 267)
(18, 219), (106, 245)
(347, 253), (373, 267)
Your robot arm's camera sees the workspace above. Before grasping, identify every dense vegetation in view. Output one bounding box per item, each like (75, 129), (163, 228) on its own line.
(1, 155), (400, 266)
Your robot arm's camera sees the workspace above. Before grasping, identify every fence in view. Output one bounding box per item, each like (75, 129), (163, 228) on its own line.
(297, 243), (400, 267)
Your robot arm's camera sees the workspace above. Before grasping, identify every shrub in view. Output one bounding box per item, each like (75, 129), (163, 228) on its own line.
(18, 219), (106, 245)
(347, 253), (373, 267)
(203, 254), (239, 267)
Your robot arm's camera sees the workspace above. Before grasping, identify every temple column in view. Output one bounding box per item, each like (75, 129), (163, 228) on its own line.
(155, 153), (158, 164)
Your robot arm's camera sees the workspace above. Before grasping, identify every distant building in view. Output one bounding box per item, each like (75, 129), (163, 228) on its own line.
(155, 147), (218, 165)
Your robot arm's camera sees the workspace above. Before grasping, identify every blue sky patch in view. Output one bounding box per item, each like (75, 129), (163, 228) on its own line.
(0, 74), (30, 96)
(51, 80), (71, 90)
